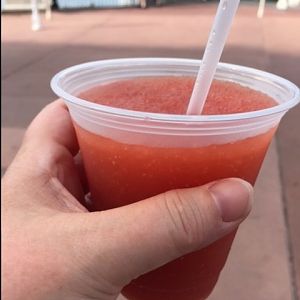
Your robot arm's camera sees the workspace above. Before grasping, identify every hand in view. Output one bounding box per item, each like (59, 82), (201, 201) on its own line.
(2, 101), (253, 300)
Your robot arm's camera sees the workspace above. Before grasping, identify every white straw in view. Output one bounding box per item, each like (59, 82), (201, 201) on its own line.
(187, 0), (240, 115)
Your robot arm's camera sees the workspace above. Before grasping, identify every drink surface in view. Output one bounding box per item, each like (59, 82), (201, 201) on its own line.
(76, 77), (277, 300)
(79, 77), (276, 114)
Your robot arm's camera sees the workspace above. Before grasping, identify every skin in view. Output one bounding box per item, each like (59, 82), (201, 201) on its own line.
(2, 100), (253, 300)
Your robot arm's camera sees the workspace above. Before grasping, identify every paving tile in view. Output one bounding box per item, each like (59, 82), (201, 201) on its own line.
(262, 11), (300, 85)
(262, 12), (300, 299)
(1, 127), (26, 169)
(277, 106), (300, 299)
(1, 13), (92, 78)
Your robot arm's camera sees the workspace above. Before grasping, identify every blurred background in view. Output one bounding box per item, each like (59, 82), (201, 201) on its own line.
(2, 1), (300, 299)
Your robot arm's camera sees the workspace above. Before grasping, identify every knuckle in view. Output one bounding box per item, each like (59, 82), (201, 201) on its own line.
(163, 189), (212, 253)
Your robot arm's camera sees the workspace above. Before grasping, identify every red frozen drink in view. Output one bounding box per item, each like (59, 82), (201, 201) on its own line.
(77, 77), (275, 300)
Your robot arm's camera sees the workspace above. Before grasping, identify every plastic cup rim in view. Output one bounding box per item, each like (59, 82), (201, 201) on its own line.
(51, 57), (300, 123)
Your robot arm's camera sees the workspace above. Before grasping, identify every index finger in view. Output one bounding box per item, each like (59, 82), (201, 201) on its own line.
(24, 100), (79, 156)
(2, 100), (85, 211)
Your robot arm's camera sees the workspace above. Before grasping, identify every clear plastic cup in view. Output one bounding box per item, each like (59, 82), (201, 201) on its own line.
(51, 58), (299, 300)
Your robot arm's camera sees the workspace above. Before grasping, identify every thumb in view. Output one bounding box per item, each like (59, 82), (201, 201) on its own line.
(81, 178), (253, 288)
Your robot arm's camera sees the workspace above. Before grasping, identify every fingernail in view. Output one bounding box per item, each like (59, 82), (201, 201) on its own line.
(209, 178), (253, 222)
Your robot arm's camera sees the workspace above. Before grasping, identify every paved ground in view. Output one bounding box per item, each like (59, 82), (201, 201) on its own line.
(2, 2), (300, 299)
